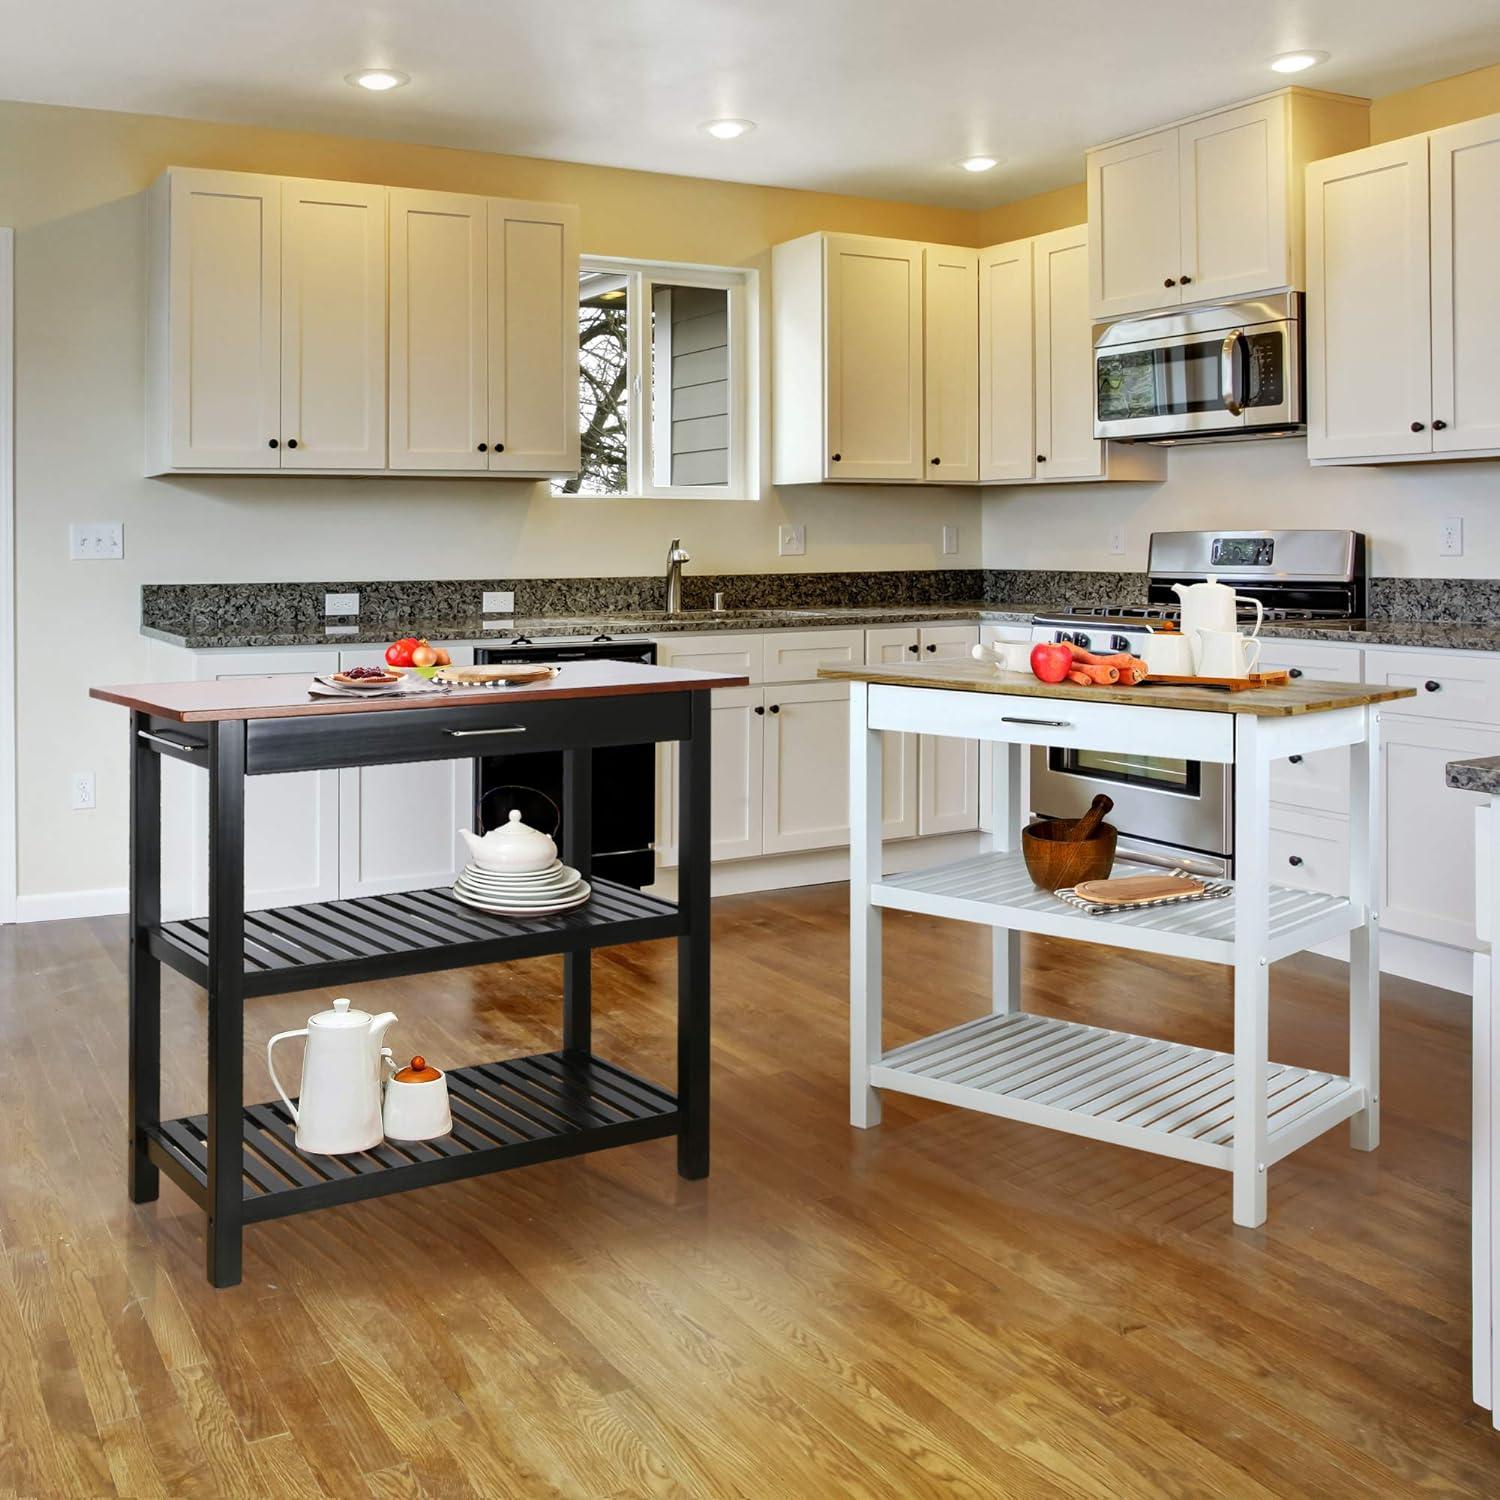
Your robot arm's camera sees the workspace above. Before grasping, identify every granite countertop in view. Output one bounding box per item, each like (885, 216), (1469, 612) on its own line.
(1446, 756), (1500, 796)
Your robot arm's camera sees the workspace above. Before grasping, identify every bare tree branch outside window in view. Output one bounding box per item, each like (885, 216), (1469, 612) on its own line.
(557, 283), (628, 494)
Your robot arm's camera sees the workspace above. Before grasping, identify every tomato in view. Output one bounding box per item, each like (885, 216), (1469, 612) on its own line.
(1029, 642), (1073, 684)
(385, 637), (418, 668)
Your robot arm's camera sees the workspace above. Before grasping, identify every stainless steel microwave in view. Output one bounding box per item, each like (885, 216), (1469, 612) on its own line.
(1093, 292), (1304, 443)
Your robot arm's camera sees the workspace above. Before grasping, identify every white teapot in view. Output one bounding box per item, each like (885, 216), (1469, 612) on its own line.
(267, 998), (397, 1155)
(459, 809), (557, 873)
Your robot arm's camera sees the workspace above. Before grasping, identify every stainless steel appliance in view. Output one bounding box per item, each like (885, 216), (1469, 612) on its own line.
(1093, 292), (1304, 443)
(474, 638), (658, 888)
(1028, 529), (1366, 875)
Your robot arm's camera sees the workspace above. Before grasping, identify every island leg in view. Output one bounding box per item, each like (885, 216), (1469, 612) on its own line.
(1232, 715), (1270, 1228)
(676, 691), (711, 1179)
(849, 682), (884, 1128)
(206, 721), (246, 1287)
(561, 747), (592, 1057)
(128, 713), (161, 1204)
(1349, 705), (1381, 1151)
(989, 739), (1023, 1015)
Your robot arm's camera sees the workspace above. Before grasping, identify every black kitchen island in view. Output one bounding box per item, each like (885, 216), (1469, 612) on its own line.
(91, 659), (745, 1287)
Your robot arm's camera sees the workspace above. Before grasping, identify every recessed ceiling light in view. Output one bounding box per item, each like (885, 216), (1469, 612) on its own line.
(958, 155), (1000, 173)
(347, 68), (410, 92)
(1270, 50), (1329, 74)
(701, 118), (756, 140)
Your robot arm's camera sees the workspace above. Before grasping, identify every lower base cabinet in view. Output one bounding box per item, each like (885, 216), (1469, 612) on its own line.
(762, 681), (852, 854)
(656, 685), (766, 864)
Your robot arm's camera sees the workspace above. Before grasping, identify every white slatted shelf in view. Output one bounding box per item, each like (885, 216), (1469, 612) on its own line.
(873, 851), (1360, 965)
(873, 1013), (1365, 1170)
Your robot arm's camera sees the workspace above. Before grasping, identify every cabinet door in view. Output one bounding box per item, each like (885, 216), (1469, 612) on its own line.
(866, 628), (921, 839)
(823, 236), (924, 481)
(336, 648), (474, 897)
(1306, 139), (1432, 461)
(166, 169), (281, 468)
(487, 200), (580, 475)
(1431, 116), (1500, 455)
(658, 686), (766, 867)
(1087, 128), (1181, 320)
(917, 626), (980, 834)
(1258, 640), (1359, 814)
(978, 239), (1035, 482)
(1178, 97), (1289, 305)
(1382, 716), (1500, 949)
(1033, 227), (1104, 481)
(922, 245), (979, 482)
(388, 189), (488, 470)
(762, 682), (851, 854)
(280, 179), (387, 469)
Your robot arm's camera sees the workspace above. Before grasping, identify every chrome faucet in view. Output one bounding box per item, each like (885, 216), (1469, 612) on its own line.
(664, 538), (691, 613)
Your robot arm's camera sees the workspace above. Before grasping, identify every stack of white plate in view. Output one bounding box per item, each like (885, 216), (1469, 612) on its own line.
(452, 859), (591, 916)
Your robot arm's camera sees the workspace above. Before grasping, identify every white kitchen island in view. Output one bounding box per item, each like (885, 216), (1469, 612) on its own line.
(821, 660), (1415, 1227)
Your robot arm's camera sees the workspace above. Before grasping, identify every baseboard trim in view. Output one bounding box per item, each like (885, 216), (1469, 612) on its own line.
(15, 887), (129, 923)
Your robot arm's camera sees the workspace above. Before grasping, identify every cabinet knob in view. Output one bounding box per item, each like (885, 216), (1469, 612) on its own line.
(930, 457), (941, 466)
(477, 443), (488, 452)
(1425, 680), (1441, 692)
(1179, 275), (1193, 286)
(830, 453), (841, 463)
(1288, 855), (1304, 868)
(267, 438), (279, 449)
(1288, 667), (1303, 679)
(1288, 754), (1303, 765)
(906, 643), (920, 654)
(1036, 454), (1047, 464)
(1411, 421), (1426, 432)
(754, 704), (765, 716)
(925, 643), (938, 653)
(494, 442), (505, 453)
(769, 703), (780, 714)
(1433, 420), (1448, 431)
(1164, 277), (1177, 288)
(286, 438), (298, 449)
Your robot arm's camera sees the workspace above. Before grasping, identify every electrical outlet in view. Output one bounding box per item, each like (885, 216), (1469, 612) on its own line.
(68, 523), (123, 560)
(71, 771), (95, 811)
(482, 590), (515, 614)
(1108, 526), (1126, 556)
(1440, 517), (1464, 557)
(324, 591), (360, 616)
(778, 525), (806, 557)
(941, 525), (958, 555)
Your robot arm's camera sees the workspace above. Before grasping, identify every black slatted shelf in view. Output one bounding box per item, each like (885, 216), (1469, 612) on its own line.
(148, 879), (680, 997)
(143, 1051), (678, 1222)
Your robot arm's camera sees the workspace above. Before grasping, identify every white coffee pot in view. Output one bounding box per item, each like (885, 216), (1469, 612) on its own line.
(1173, 581), (1264, 645)
(459, 809), (557, 873)
(267, 997), (397, 1155)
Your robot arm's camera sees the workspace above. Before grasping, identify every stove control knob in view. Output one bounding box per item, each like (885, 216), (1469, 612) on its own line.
(1110, 634), (1131, 653)
(1054, 630), (1070, 644)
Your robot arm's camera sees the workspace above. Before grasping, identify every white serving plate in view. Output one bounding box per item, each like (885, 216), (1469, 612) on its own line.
(451, 881), (591, 916)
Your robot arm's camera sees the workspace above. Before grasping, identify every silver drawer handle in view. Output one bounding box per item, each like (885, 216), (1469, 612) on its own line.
(444, 726), (527, 738)
(137, 729), (206, 753)
(1000, 716), (1071, 728)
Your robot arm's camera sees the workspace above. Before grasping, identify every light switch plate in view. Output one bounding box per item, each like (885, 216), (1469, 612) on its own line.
(482, 590), (515, 614)
(1440, 517), (1464, 557)
(941, 525), (958, 555)
(324, 591), (360, 616)
(69, 523), (123, 560)
(1108, 527), (1126, 556)
(778, 525), (806, 557)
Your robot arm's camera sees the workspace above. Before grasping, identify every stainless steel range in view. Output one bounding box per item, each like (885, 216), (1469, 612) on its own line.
(1028, 529), (1367, 875)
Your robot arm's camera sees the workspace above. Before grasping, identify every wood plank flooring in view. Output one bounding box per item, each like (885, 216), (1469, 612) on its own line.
(1, 885), (1497, 1497)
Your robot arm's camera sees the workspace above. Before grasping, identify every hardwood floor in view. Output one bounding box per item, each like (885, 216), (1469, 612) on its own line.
(1, 885), (1497, 1497)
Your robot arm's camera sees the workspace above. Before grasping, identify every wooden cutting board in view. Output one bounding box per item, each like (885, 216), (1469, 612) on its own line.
(431, 664), (560, 686)
(1142, 670), (1291, 693)
(1071, 874), (1205, 905)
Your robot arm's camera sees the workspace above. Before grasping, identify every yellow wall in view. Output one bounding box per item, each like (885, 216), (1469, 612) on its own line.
(976, 183), (1088, 247)
(1371, 61), (1500, 142)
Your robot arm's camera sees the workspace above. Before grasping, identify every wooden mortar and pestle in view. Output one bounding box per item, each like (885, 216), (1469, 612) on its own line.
(1020, 794), (1117, 890)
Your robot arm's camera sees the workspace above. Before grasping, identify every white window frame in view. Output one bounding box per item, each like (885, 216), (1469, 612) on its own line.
(577, 254), (759, 501)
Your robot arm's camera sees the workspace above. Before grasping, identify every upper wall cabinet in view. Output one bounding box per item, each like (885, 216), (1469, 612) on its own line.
(1087, 89), (1369, 321)
(922, 245), (979, 483)
(147, 167), (579, 478)
(979, 226), (1164, 485)
(1307, 111), (1500, 464)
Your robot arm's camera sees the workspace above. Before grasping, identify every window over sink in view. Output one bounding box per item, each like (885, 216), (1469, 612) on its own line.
(554, 256), (758, 500)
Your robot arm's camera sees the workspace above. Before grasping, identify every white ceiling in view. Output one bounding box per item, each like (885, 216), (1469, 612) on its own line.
(1, 0), (1496, 208)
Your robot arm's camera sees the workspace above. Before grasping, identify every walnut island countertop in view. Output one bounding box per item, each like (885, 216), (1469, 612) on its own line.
(817, 659), (1417, 716)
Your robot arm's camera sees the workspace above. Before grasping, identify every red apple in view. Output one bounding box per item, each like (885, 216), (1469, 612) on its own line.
(1030, 642), (1073, 684)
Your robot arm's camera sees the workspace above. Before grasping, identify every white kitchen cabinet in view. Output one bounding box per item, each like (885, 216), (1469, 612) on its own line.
(335, 648), (475, 898)
(657, 686), (767, 866)
(388, 188), (489, 471)
(1088, 89), (1368, 321)
(280, 179), (388, 469)
(1033, 227), (1102, 481)
(762, 681), (852, 854)
(486, 200), (580, 475)
(865, 627), (924, 840)
(977, 239), (1035, 482)
(1269, 806), (1350, 898)
(1258, 639), (1359, 814)
(923, 244), (979, 482)
(762, 628), (864, 683)
(916, 626), (980, 834)
(149, 168), (282, 471)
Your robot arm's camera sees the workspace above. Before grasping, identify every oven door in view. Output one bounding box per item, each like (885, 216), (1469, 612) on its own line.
(1029, 743), (1233, 866)
(1094, 317), (1298, 441)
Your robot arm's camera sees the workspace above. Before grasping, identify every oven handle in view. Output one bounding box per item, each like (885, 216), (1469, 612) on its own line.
(445, 726), (528, 738)
(1001, 716), (1071, 729)
(1220, 329), (1245, 416)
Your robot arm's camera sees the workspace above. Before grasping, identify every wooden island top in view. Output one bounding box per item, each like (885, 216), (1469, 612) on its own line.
(90, 659), (749, 723)
(818, 659), (1416, 717)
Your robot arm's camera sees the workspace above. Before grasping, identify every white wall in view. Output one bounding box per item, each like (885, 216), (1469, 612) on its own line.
(982, 439), (1500, 577)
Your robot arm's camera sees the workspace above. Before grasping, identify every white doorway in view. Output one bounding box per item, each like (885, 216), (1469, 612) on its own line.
(0, 228), (14, 924)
